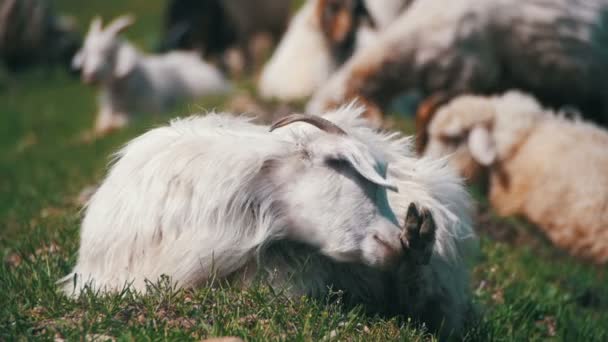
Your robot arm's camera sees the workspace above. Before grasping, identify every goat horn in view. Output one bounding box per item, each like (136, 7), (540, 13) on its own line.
(269, 114), (346, 135)
(106, 14), (135, 35)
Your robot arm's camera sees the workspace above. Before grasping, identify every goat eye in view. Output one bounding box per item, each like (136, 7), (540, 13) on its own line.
(325, 159), (348, 170)
(440, 134), (463, 146)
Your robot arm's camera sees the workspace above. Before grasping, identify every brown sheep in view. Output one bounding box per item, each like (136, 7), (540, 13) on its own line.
(422, 91), (608, 264)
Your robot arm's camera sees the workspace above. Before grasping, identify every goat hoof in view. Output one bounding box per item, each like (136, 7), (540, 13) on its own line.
(400, 203), (436, 265)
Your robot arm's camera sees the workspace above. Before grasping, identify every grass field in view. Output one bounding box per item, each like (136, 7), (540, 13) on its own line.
(1, 1), (607, 340)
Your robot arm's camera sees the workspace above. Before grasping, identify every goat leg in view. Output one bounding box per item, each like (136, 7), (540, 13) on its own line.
(400, 203), (436, 266)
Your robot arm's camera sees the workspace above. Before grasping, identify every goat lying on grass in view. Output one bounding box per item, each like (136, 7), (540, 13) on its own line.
(60, 104), (477, 334)
(72, 15), (231, 136)
(422, 91), (608, 264)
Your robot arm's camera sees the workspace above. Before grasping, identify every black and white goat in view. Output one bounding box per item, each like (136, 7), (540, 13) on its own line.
(258, 0), (409, 101)
(307, 0), (608, 126)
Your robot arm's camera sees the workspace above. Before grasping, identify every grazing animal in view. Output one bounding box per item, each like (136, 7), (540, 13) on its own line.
(60, 104), (477, 335)
(422, 91), (608, 264)
(258, 0), (409, 101)
(307, 0), (608, 126)
(158, 0), (292, 73)
(0, 0), (80, 71)
(72, 15), (231, 135)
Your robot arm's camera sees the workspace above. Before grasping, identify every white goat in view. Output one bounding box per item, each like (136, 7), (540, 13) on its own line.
(307, 0), (608, 126)
(258, 0), (409, 101)
(60, 104), (477, 334)
(72, 15), (231, 135)
(423, 91), (608, 264)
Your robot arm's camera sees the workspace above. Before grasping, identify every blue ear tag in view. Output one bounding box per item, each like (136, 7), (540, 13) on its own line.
(374, 160), (388, 179)
(374, 161), (400, 226)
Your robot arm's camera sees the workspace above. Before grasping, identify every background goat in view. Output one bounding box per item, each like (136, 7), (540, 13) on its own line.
(422, 91), (608, 264)
(307, 0), (608, 126)
(0, 0), (80, 71)
(258, 0), (409, 101)
(60, 105), (477, 335)
(72, 15), (231, 135)
(158, 0), (293, 74)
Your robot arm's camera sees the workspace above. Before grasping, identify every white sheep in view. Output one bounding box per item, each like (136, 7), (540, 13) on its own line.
(72, 15), (231, 135)
(306, 0), (608, 126)
(60, 104), (477, 335)
(422, 91), (608, 264)
(258, 0), (409, 101)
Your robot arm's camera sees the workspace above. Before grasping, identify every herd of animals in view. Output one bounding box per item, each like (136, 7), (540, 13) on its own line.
(4, 0), (608, 337)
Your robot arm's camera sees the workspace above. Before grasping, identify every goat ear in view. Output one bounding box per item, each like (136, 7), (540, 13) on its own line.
(314, 137), (398, 192)
(71, 50), (84, 70)
(468, 125), (496, 166)
(89, 16), (102, 34)
(106, 15), (135, 36)
(114, 45), (137, 78)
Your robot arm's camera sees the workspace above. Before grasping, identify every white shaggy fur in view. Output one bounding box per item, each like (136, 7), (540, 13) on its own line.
(258, 0), (409, 101)
(72, 15), (231, 135)
(424, 91), (608, 264)
(61, 104), (477, 334)
(307, 0), (608, 125)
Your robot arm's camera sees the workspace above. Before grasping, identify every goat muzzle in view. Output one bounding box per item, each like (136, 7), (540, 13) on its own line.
(82, 72), (99, 85)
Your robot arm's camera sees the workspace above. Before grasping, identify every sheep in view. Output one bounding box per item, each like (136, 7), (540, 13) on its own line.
(158, 0), (293, 74)
(258, 0), (409, 101)
(72, 15), (231, 135)
(422, 90), (608, 264)
(59, 104), (477, 335)
(306, 0), (608, 127)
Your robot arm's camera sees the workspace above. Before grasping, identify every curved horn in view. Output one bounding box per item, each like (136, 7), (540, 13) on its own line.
(89, 16), (103, 34)
(269, 114), (347, 135)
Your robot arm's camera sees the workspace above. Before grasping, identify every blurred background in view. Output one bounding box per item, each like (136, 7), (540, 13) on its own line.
(0, 0), (304, 217)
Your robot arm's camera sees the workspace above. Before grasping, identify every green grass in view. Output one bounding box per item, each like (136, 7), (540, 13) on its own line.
(1, 1), (607, 340)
